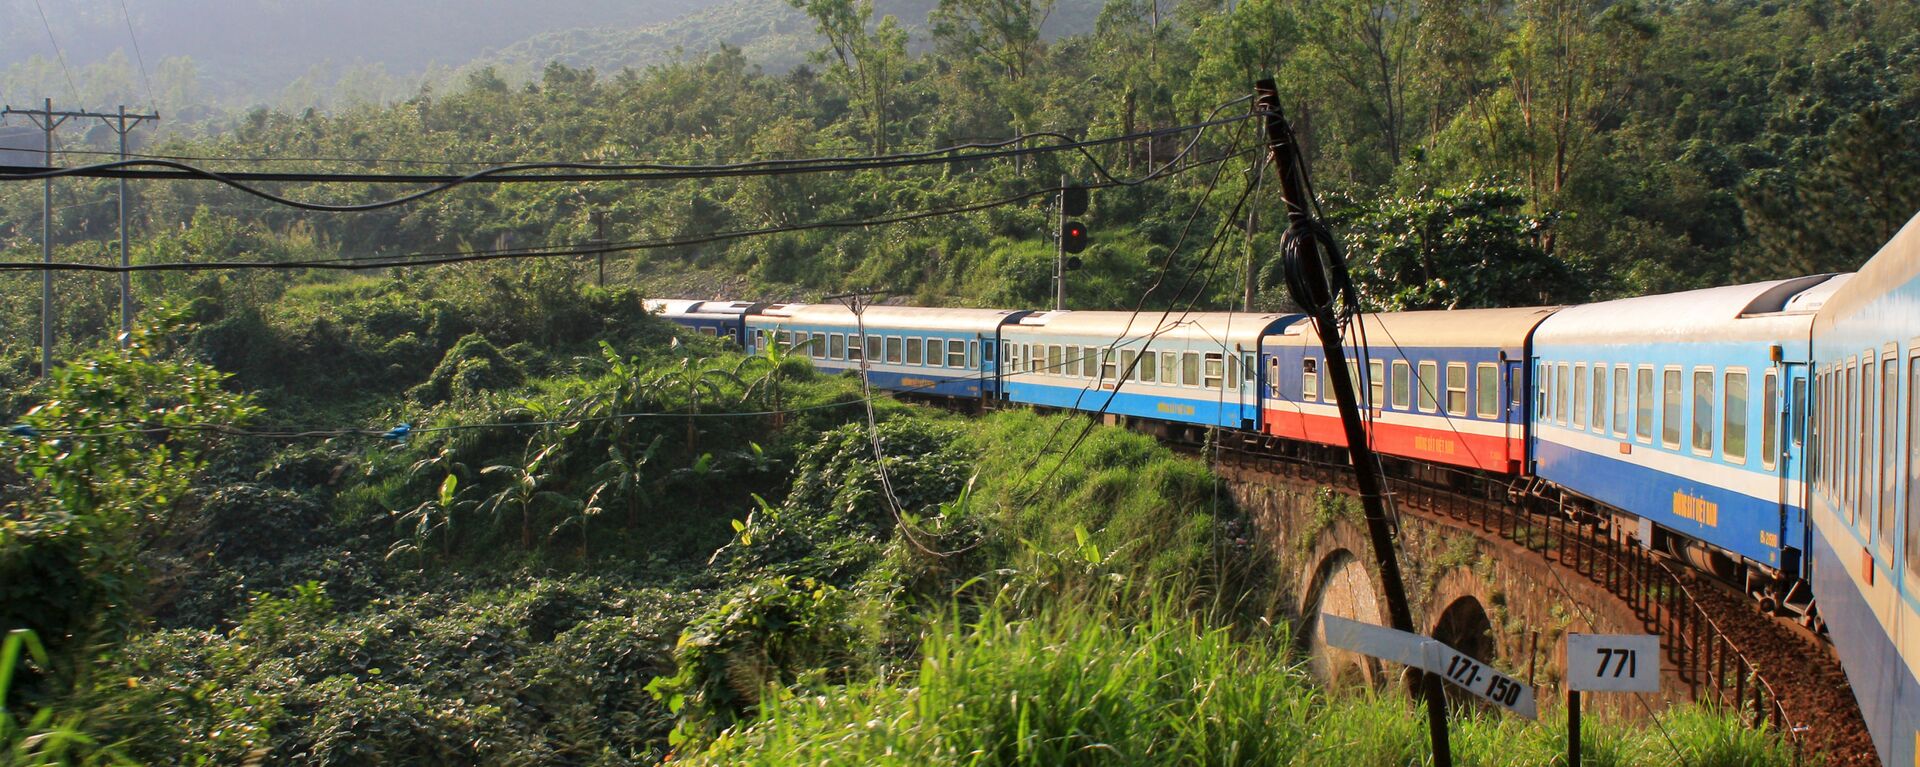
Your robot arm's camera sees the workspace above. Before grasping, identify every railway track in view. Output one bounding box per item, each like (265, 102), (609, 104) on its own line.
(1199, 434), (1874, 765)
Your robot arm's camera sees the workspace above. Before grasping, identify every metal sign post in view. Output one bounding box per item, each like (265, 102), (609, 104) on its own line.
(1564, 633), (1661, 767)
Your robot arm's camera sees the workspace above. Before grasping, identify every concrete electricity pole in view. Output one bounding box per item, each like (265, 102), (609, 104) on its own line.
(3, 100), (158, 372)
(102, 105), (160, 343)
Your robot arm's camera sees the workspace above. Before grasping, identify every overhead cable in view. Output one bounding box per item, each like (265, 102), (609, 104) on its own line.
(0, 104), (1259, 213)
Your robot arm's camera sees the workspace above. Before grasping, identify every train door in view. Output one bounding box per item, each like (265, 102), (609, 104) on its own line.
(1777, 362), (1810, 576)
(1506, 358), (1526, 468)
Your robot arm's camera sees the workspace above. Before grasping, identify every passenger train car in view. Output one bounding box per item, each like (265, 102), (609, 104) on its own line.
(1807, 214), (1919, 767)
(1000, 311), (1298, 434)
(641, 299), (763, 346)
(1261, 308), (1554, 474)
(1532, 276), (1846, 589)
(644, 211), (1920, 765)
(742, 303), (1027, 399)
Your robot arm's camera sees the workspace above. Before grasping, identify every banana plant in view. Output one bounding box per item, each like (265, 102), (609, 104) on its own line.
(388, 473), (472, 566)
(585, 433), (666, 532)
(642, 357), (742, 458)
(735, 339), (802, 430)
(478, 440), (576, 551)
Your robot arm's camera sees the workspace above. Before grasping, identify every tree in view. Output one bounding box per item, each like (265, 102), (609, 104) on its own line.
(478, 440), (576, 551)
(1742, 105), (1920, 277)
(930, 0), (1055, 81)
(788, 0), (909, 153)
(1270, 181), (1580, 310)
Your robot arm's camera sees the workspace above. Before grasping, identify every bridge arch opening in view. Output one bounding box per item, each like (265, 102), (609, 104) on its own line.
(1301, 548), (1383, 687)
(1429, 595), (1498, 709)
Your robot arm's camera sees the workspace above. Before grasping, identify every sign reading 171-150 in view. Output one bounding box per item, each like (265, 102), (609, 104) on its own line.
(1321, 615), (1537, 719)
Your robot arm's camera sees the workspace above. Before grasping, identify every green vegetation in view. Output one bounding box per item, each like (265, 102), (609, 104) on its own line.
(0, 0), (1857, 762)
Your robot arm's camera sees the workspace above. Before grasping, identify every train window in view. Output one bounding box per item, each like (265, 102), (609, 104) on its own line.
(1247, 355), (1259, 391)
(1234, 355), (1247, 391)
(1392, 361), (1412, 410)
(1662, 368), (1682, 448)
(1162, 351), (1178, 384)
(1447, 362), (1468, 416)
(1635, 367), (1654, 442)
(1045, 345), (1062, 376)
(1551, 365), (1566, 426)
(1860, 359), (1875, 524)
(1033, 344), (1047, 374)
(968, 341), (978, 369)
(1724, 370), (1748, 465)
(1267, 357), (1280, 393)
(1182, 352), (1201, 386)
(1761, 371), (1777, 470)
(1906, 356), (1919, 575)
(907, 338), (924, 366)
(1880, 357), (1898, 552)
(1692, 369), (1715, 455)
(1346, 360), (1360, 400)
(1078, 347), (1095, 378)
(867, 336), (883, 363)
(829, 334), (845, 360)
(1419, 361), (1440, 413)
(1124, 351), (1142, 383)
(949, 340), (965, 368)
(1573, 363), (1589, 428)
(1203, 353), (1225, 390)
(1321, 362), (1333, 401)
(1844, 364), (1856, 516)
(1591, 365), (1607, 433)
(1536, 365), (1551, 422)
(1790, 375), (1805, 447)
(883, 336), (901, 364)
(1141, 349), (1158, 383)
(1103, 349), (1121, 382)
(812, 334), (827, 359)
(1303, 358), (1320, 402)
(1611, 367), (1629, 437)
(1476, 363), (1499, 419)
(1371, 360), (1387, 409)
(926, 338), (943, 367)
(849, 335), (865, 362)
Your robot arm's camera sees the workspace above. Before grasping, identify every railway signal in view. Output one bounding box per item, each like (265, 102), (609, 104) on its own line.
(1054, 179), (1091, 309)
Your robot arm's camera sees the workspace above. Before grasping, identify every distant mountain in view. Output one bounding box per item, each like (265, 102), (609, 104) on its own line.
(1, 0), (1101, 117)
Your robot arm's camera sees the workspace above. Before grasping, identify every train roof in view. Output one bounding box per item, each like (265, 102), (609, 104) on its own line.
(1267, 306), (1559, 350)
(643, 299), (763, 319)
(1813, 210), (1920, 332)
(1005, 311), (1302, 351)
(750, 303), (1030, 333)
(1535, 274), (1850, 346)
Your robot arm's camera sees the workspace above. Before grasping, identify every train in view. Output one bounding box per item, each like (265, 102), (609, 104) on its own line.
(647, 210), (1920, 766)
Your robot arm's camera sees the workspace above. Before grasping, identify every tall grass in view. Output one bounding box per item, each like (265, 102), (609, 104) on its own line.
(685, 597), (1802, 767)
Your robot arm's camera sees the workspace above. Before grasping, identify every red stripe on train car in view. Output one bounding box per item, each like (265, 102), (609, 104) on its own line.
(1262, 409), (1521, 474)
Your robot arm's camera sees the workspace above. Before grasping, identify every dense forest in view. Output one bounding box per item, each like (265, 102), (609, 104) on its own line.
(0, 0), (1913, 763)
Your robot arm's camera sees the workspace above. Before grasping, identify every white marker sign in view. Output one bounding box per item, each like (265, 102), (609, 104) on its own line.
(1565, 633), (1660, 693)
(1321, 615), (1538, 719)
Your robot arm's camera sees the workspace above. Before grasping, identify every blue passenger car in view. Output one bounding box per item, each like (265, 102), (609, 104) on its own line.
(1530, 275), (1846, 576)
(643, 299), (764, 346)
(1807, 212), (1920, 767)
(744, 304), (1028, 401)
(1000, 311), (1302, 432)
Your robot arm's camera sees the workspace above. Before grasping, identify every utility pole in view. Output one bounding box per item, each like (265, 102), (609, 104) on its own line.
(102, 105), (159, 344)
(1054, 174), (1067, 310)
(1256, 78), (1454, 767)
(3, 100), (158, 371)
(591, 210), (608, 288)
(1243, 201), (1258, 312)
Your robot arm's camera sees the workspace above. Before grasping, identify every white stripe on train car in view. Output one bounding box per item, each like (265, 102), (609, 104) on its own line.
(1534, 423), (1799, 502)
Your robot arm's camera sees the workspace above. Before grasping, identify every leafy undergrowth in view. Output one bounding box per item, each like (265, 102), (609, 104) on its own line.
(685, 596), (1800, 767)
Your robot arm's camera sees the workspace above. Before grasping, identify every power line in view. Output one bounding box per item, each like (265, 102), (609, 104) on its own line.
(115, 0), (157, 111)
(30, 0), (79, 103)
(0, 109), (1260, 213)
(0, 150), (1250, 274)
